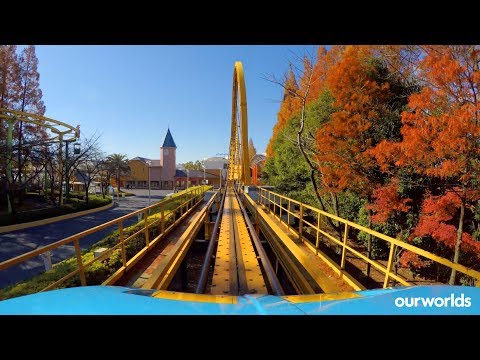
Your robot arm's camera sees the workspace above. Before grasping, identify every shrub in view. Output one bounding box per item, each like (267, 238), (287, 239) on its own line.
(0, 196), (112, 226)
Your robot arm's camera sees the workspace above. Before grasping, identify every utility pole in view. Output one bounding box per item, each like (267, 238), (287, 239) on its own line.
(58, 134), (64, 205)
(65, 140), (70, 201)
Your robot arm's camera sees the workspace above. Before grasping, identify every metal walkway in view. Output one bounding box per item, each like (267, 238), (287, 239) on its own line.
(210, 187), (266, 295)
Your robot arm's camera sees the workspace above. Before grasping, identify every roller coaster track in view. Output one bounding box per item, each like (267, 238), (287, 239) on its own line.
(1, 62), (480, 315)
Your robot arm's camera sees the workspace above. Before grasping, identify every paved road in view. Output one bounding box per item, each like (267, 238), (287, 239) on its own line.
(0, 189), (174, 289)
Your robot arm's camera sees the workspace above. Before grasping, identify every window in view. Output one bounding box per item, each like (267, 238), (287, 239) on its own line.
(164, 149), (169, 156)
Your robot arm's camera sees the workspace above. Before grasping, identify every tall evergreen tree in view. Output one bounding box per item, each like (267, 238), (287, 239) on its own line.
(15, 45), (46, 186)
(0, 46), (19, 139)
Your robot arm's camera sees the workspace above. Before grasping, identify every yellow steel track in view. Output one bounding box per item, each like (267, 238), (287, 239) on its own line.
(210, 187), (266, 295)
(228, 62), (251, 185)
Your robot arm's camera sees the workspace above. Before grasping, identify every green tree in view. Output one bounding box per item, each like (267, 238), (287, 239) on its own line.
(106, 154), (130, 192)
(15, 45), (46, 188)
(263, 91), (335, 207)
(183, 160), (203, 170)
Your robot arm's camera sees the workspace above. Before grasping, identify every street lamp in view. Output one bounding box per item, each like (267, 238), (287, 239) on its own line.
(186, 169), (189, 189)
(146, 160), (151, 204)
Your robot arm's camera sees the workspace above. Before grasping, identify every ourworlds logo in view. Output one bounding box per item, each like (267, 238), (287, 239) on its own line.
(394, 293), (472, 308)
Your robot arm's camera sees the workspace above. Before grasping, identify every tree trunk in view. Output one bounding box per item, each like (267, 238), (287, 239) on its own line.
(330, 192), (340, 223)
(50, 174), (56, 205)
(6, 185), (15, 215)
(13, 120), (24, 208)
(116, 170), (120, 193)
(17, 121), (23, 192)
(85, 184), (90, 204)
(449, 188), (466, 285)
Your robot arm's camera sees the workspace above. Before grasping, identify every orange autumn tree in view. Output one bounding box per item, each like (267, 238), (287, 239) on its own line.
(266, 67), (300, 158)
(315, 46), (420, 265)
(316, 46), (389, 195)
(265, 46), (346, 158)
(301, 46), (345, 103)
(368, 178), (411, 224)
(314, 46), (391, 265)
(390, 46), (480, 284)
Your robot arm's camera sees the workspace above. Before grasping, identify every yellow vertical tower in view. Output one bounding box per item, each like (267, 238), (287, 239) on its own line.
(228, 61), (251, 185)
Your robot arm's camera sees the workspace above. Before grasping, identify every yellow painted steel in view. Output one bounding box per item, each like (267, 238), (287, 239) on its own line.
(211, 188), (266, 295)
(211, 192), (235, 295)
(0, 186), (211, 294)
(152, 290), (238, 304)
(254, 207), (316, 294)
(103, 188), (212, 286)
(0, 107), (80, 141)
(228, 62), (251, 185)
(247, 194), (341, 293)
(141, 193), (217, 290)
(231, 191), (266, 294)
(257, 187), (480, 286)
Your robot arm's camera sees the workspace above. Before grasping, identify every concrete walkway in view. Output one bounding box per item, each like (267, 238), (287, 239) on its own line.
(0, 189), (173, 289)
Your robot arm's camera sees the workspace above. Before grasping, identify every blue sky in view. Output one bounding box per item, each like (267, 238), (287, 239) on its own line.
(35, 45), (317, 163)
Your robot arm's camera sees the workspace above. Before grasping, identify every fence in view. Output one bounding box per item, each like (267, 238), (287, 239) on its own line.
(255, 186), (480, 288)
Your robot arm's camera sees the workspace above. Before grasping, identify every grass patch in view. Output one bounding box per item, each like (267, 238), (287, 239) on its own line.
(0, 186), (211, 300)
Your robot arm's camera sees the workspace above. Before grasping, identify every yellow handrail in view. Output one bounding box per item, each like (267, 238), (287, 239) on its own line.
(255, 186), (480, 287)
(0, 186), (213, 294)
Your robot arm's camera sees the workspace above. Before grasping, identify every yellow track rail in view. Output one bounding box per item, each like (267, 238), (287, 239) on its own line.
(141, 192), (218, 290)
(210, 187), (266, 295)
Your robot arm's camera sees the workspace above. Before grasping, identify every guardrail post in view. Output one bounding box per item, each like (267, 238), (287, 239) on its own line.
(315, 212), (321, 255)
(161, 203), (165, 234)
(299, 204), (304, 241)
(279, 197), (283, 223)
(287, 200), (291, 230)
(74, 238), (87, 286)
(273, 194), (276, 217)
(144, 209), (150, 247)
(181, 193), (184, 216)
(383, 243), (396, 288)
(340, 224), (349, 269)
(119, 222), (126, 267)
